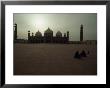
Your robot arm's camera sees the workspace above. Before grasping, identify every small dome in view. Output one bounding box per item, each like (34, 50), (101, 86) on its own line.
(44, 27), (53, 34)
(56, 31), (62, 37)
(35, 30), (42, 37)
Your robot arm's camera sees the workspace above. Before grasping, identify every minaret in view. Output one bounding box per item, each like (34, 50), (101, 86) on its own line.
(32, 33), (34, 37)
(64, 33), (66, 37)
(67, 31), (69, 41)
(28, 31), (30, 41)
(80, 24), (83, 41)
(32, 33), (34, 43)
(14, 23), (17, 40)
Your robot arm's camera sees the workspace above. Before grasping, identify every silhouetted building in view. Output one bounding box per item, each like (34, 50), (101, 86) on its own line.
(80, 24), (83, 41)
(14, 23), (96, 44)
(14, 23), (17, 40)
(28, 27), (69, 43)
(84, 40), (97, 45)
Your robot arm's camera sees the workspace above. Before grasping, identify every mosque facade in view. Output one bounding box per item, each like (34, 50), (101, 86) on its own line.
(28, 27), (69, 43)
(14, 23), (84, 44)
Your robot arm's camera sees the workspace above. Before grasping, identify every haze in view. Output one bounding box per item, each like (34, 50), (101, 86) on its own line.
(13, 13), (97, 41)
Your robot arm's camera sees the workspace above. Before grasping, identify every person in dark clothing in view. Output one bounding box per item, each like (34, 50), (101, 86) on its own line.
(80, 50), (87, 57)
(87, 50), (90, 54)
(74, 51), (81, 59)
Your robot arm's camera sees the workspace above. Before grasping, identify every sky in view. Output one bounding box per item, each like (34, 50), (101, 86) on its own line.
(13, 13), (97, 41)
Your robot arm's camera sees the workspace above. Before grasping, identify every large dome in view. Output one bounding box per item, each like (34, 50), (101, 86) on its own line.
(44, 27), (53, 34)
(35, 30), (42, 37)
(56, 31), (62, 37)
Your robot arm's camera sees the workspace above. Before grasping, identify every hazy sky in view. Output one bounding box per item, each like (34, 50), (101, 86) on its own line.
(14, 13), (97, 41)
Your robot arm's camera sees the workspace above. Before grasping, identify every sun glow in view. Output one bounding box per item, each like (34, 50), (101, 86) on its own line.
(36, 17), (45, 27)
(34, 16), (48, 33)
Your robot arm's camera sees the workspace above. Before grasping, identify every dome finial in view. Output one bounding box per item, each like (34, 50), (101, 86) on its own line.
(36, 30), (42, 37)
(56, 31), (62, 37)
(45, 27), (53, 33)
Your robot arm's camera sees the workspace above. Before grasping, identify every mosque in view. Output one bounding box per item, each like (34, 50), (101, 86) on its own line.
(28, 27), (69, 43)
(14, 23), (84, 44)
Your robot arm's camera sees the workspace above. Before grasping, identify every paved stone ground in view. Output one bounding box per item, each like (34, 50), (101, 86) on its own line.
(14, 44), (97, 75)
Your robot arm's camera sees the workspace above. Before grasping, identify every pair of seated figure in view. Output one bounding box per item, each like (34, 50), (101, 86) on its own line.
(74, 50), (89, 59)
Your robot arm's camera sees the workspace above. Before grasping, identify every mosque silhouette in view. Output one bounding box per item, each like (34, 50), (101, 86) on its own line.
(14, 23), (84, 43)
(28, 27), (69, 43)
